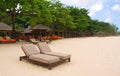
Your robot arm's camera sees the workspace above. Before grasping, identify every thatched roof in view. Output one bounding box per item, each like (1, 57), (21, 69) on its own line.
(32, 24), (51, 30)
(0, 22), (12, 31)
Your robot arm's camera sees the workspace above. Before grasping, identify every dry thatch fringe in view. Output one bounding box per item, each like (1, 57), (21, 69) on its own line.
(94, 32), (113, 37)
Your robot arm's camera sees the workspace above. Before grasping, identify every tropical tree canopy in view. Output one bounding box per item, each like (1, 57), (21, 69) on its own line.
(0, 0), (118, 37)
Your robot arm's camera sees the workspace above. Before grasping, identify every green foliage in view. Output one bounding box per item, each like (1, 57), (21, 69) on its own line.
(0, 0), (118, 36)
(88, 20), (117, 36)
(117, 31), (120, 35)
(68, 7), (90, 32)
(48, 1), (75, 30)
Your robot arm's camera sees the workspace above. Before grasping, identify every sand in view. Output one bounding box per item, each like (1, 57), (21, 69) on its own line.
(0, 36), (120, 76)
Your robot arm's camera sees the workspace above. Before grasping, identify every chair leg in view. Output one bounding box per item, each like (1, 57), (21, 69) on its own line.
(19, 56), (27, 61)
(20, 56), (22, 61)
(68, 58), (70, 62)
(48, 64), (52, 70)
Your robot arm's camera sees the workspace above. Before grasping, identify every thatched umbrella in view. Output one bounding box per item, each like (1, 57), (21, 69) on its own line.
(32, 24), (51, 31)
(0, 22), (12, 31)
(32, 24), (51, 37)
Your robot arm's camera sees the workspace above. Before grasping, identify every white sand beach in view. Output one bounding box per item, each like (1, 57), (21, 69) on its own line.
(0, 36), (120, 76)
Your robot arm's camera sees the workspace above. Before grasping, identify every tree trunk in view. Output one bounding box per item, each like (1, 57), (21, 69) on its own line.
(12, 8), (16, 32)
(11, 8), (18, 40)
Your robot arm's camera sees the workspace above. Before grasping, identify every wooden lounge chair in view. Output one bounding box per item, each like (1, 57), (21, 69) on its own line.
(37, 42), (71, 62)
(20, 44), (60, 70)
(29, 38), (40, 44)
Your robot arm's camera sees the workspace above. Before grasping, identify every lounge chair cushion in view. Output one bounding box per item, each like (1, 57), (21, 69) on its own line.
(44, 52), (71, 60)
(37, 42), (71, 60)
(21, 44), (40, 56)
(37, 42), (51, 53)
(29, 54), (60, 64)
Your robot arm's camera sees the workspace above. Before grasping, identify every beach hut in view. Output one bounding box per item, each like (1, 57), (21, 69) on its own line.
(0, 22), (17, 42)
(0, 22), (12, 36)
(0, 22), (12, 31)
(32, 24), (51, 31)
(32, 24), (51, 37)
